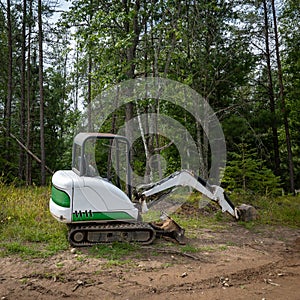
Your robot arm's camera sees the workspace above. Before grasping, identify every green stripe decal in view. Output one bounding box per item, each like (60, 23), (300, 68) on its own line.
(51, 186), (71, 208)
(72, 211), (134, 222)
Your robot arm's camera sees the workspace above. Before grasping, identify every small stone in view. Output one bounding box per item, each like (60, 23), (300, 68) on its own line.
(180, 272), (188, 278)
(70, 248), (77, 254)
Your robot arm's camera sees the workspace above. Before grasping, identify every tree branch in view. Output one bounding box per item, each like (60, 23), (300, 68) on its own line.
(154, 140), (174, 152)
(9, 132), (54, 175)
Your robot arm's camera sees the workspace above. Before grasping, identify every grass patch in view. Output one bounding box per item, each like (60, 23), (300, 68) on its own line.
(230, 193), (300, 228)
(171, 191), (300, 236)
(0, 182), (69, 258)
(180, 244), (200, 253)
(88, 243), (140, 267)
(181, 244), (227, 253)
(103, 259), (133, 267)
(0, 241), (40, 257)
(172, 213), (228, 238)
(181, 244), (214, 252)
(89, 242), (140, 260)
(257, 195), (300, 227)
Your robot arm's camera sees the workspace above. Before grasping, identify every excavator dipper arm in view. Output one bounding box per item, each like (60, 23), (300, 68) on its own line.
(139, 170), (239, 220)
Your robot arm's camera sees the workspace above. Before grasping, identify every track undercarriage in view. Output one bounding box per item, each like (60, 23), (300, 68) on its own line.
(68, 222), (156, 247)
(68, 217), (186, 247)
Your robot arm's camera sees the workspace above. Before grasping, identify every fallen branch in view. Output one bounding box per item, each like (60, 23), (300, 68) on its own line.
(9, 132), (54, 175)
(1, 125), (54, 175)
(10, 133), (54, 174)
(141, 246), (201, 260)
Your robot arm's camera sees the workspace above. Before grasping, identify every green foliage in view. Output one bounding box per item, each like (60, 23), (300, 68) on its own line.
(281, 0), (300, 187)
(223, 144), (282, 196)
(1, 0), (299, 190)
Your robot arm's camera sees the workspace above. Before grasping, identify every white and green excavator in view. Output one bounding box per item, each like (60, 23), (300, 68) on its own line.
(50, 133), (254, 247)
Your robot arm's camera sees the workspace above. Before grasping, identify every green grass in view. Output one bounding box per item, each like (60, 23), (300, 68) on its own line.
(0, 182), (69, 258)
(180, 244), (200, 253)
(172, 191), (300, 236)
(230, 193), (300, 228)
(257, 195), (300, 227)
(89, 242), (140, 260)
(87, 243), (141, 267)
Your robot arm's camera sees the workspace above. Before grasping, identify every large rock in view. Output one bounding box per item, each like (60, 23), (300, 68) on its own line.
(236, 204), (259, 222)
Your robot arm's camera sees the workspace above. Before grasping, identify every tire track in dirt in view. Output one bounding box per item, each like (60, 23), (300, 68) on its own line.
(146, 259), (298, 295)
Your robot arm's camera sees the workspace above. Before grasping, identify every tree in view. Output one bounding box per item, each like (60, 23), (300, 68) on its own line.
(223, 143), (281, 196)
(271, 0), (295, 193)
(0, 0), (298, 191)
(262, 0), (280, 175)
(19, 0), (27, 180)
(281, 0), (300, 188)
(26, 0), (33, 185)
(38, 0), (46, 185)
(5, 0), (12, 163)
(63, 0), (256, 183)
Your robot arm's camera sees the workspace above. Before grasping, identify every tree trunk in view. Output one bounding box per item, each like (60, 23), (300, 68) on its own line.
(86, 0), (93, 132)
(5, 0), (12, 162)
(271, 0), (295, 194)
(38, 0), (46, 185)
(263, 0), (281, 176)
(26, 0), (33, 185)
(123, 0), (141, 161)
(74, 47), (79, 110)
(135, 100), (151, 183)
(19, 0), (27, 181)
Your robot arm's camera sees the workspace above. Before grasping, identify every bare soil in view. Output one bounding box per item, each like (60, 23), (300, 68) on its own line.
(0, 222), (299, 300)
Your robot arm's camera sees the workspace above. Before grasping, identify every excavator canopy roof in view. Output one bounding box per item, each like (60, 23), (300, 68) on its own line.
(74, 132), (127, 146)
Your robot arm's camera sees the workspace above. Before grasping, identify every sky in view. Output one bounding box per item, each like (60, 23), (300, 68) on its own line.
(50, 0), (71, 24)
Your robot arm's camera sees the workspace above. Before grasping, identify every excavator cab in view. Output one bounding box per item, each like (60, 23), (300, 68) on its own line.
(72, 133), (132, 199)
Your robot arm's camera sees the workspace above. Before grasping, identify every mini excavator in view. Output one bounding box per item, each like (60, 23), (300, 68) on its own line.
(50, 133), (243, 247)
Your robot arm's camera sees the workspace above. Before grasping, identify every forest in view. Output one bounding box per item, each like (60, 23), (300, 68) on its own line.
(0, 0), (299, 196)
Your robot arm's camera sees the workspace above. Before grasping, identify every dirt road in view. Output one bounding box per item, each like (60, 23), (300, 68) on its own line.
(0, 223), (299, 300)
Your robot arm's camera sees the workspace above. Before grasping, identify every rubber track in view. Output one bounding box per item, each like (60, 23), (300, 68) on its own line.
(68, 222), (156, 247)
